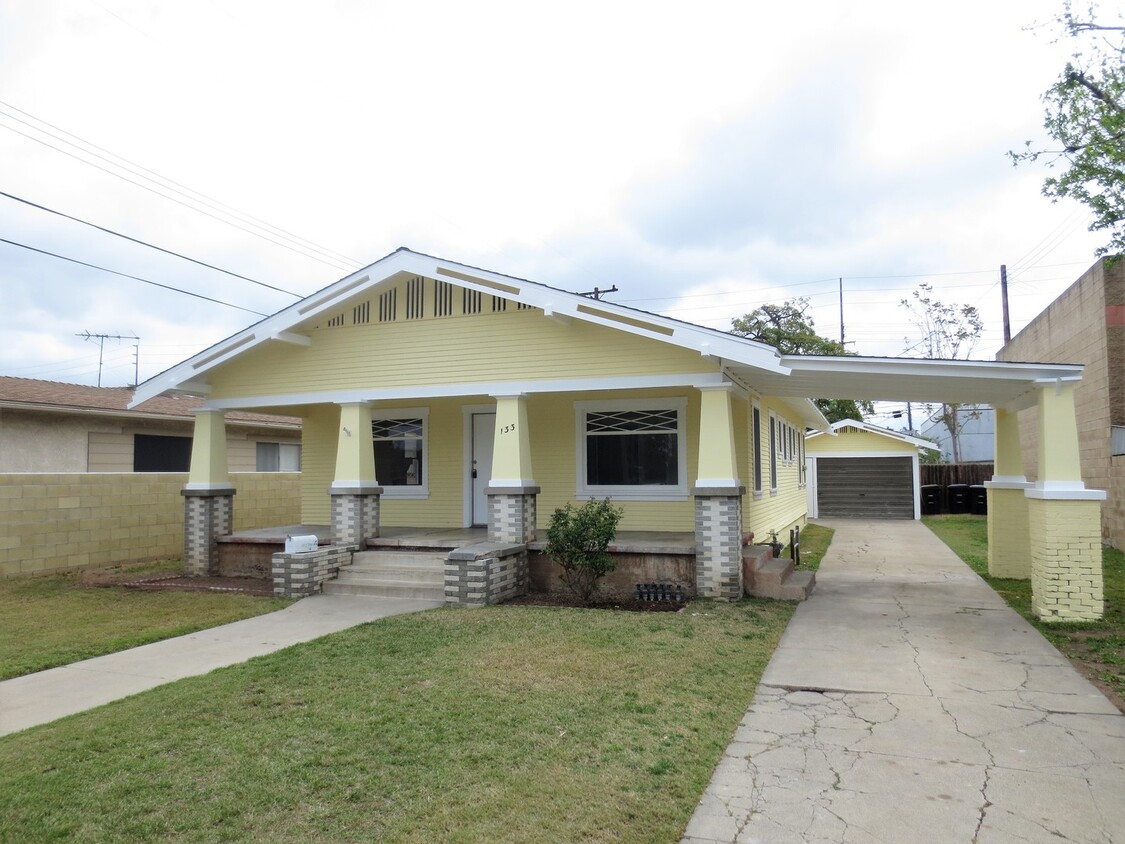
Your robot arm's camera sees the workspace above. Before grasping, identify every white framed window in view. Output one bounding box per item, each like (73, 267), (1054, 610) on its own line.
(256, 442), (301, 472)
(769, 412), (778, 493)
(575, 398), (688, 500)
(752, 401), (763, 497)
(372, 408), (428, 498)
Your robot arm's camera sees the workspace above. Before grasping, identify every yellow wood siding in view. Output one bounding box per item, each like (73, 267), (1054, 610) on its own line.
(207, 309), (714, 400)
(377, 397), (465, 528)
(299, 405), (339, 524)
(744, 397), (807, 541)
(806, 428), (918, 455)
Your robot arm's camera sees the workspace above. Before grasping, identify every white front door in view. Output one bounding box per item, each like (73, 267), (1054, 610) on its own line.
(471, 412), (495, 526)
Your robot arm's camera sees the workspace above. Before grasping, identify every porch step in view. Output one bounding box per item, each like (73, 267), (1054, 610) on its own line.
(322, 549), (446, 600)
(742, 545), (815, 601)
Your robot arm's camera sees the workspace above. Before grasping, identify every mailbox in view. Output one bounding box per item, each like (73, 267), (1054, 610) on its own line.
(284, 534), (318, 554)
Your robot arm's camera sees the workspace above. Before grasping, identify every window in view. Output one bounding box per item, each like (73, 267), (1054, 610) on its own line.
(752, 403), (763, 495)
(576, 398), (688, 499)
(372, 410), (428, 497)
(133, 434), (192, 472)
(769, 413), (778, 492)
(256, 442), (301, 472)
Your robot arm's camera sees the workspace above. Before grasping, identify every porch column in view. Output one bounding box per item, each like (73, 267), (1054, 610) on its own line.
(329, 402), (382, 547)
(1025, 382), (1106, 621)
(181, 410), (235, 577)
(984, 407), (1032, 578)
(486, 394), (538, 545)
(692, 385), (744, 600)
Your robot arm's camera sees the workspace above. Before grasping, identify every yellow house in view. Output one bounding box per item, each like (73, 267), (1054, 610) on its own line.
(131, 249), (1105, 620)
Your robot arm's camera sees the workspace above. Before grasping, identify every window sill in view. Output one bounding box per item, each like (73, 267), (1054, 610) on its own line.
(380, 488), (429, 500)
(576, 488), (688, 502)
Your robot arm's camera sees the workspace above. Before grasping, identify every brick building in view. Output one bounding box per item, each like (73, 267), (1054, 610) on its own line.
(998, 257), (1125, 546)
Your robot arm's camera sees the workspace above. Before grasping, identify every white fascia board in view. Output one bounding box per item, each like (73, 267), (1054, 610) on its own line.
(826, 418), (938, 450)
(782, 355), (1085, 382)
(198, 372), (729, 411)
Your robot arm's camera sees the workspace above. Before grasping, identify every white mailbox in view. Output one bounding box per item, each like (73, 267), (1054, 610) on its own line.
(284, 534), (318, 554)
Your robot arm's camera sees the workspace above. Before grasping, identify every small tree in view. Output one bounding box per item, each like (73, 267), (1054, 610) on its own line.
(900, 283), (984, 463)
(543, 499), (624, 604)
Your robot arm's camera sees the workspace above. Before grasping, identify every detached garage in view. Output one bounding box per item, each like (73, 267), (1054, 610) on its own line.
(805, 419), (938, 520)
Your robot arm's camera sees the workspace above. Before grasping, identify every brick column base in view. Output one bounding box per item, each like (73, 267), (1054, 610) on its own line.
(1027, 497), (1104, 621)
(487, 487), (539, 544)
(986, 484), (1031, 579)
(693, 487), (744, 600)
(271, 545), (357, 597)
(329, 486), (382, 547)
(445, 541), (529, 607)
(181, 488), (235, 577)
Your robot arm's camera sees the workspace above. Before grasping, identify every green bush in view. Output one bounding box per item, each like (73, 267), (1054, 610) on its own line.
(544, 498), (624, 603)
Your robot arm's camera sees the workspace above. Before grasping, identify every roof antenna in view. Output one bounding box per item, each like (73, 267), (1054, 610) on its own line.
(578, 285), (619, 300)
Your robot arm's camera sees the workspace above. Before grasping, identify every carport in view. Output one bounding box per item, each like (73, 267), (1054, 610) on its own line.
(734, 355), (1107, 622)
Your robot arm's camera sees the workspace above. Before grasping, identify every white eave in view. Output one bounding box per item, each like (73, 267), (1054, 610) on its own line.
(807, 418), (939, 450)
(130, 248), (789, 407)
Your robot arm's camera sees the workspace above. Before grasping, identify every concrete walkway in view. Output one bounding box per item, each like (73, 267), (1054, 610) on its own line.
(683, 519), (1125, 844)
(0, 593), (443, 737)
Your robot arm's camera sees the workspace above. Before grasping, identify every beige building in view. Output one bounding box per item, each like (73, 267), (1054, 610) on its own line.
(998, 257), (1125, 547)
(0, 377), (301, 473)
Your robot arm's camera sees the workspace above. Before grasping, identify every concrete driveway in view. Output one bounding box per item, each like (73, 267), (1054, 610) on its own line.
(683, 519), (1125, 844)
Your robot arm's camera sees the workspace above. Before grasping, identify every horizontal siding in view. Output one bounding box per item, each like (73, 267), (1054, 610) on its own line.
(807, 429), (917, 455)
(745, 396), (807, 541)
(208, 310), (714, 399)
(300, 405), (338, 524)
(88, 432), (132, 472)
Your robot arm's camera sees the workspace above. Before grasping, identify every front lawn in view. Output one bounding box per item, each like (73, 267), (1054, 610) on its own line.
(0, 599), (794, 843)
(923, 515), (1124, 711)
(0, 562), (292, 680)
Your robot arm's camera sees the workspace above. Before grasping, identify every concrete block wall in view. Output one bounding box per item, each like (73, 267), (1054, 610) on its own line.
(1027, 498), (1105, 621)
(0, 472), (301, 578)
(272, 545), (357, 597)
(444, 541), (528, 606)
(694, 493), (743, 600)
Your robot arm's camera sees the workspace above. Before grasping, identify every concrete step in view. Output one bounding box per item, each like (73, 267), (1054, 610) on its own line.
(777, 569), (816, 601)
(351, 550), (447, 568)
(334, 570), (444, 587)
(322, 579), (445, 600)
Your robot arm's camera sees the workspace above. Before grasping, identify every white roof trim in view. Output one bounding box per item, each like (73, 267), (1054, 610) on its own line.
(806, 418), (939, 450)
(130, 248), (788, 407)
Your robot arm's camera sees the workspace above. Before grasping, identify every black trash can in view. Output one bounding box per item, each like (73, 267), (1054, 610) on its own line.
(921, 484), (942, 515)
(947, 484), (970, 514)
(970, 484), (988, 516)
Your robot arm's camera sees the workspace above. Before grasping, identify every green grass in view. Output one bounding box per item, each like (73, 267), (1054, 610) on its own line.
(0, 599), (794, 843)
(0, 564), (292, 680)
(797, 523), (834, 571)
(923, 514), (1124, 706)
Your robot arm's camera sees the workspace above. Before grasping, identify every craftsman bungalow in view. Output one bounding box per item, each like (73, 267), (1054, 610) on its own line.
(131, 248), (1105, 621)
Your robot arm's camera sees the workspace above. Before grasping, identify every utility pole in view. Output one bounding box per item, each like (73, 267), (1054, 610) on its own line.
(838, 277), (844, 346)
(1000, 264), (1011, 343)
(75, 331), (140, 387)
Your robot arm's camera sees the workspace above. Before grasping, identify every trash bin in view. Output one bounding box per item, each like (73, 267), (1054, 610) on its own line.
(970, 485), (988, 516)
(921, 484), (942, 515)
(947, 484), (970, 514)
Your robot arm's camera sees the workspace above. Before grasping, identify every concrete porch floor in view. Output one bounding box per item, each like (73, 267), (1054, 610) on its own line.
(223, 525), (697, 555)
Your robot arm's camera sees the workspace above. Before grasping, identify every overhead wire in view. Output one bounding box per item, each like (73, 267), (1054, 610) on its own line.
(0, 190), (301, 298)
(0, 237), (268, 316)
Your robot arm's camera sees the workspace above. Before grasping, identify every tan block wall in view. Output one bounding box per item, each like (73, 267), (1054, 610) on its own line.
(986, 487), (1031, 579)
(999, 258), (1121, 544)
(0, 472), (301, 578)
(1026, 497), (1104, 621)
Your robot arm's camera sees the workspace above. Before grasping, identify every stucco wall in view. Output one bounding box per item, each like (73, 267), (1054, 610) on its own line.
(0, 472), (301, 578)
(998, 258), (1120, 544)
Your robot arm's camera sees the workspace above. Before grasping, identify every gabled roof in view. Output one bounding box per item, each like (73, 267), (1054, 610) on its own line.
(131, 247), (790, 407)
(0, 376), (299, 428)
(806, 418), (938, 450)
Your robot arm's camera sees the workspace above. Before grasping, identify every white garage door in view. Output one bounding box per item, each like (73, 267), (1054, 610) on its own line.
(816, 456), (914, 519)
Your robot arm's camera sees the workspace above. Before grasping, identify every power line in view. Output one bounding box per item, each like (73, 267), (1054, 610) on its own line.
(0, 189), (301, 298)
(0, 237), (267, 316)
(0, 100), (363, 271)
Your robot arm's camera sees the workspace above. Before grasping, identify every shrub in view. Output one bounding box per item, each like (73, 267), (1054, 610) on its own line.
(543, 499), (624, 604)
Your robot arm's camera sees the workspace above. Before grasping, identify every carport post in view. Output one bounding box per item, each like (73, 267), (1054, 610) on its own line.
(984, 407), (1031, 579)
(1025, 382), (1105, 621)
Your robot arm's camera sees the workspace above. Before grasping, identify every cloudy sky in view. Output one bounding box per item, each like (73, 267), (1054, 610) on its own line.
(0, 1), (1115, 424)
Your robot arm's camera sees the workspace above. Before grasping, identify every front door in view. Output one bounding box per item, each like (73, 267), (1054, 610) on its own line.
(471, 412), (495, 526)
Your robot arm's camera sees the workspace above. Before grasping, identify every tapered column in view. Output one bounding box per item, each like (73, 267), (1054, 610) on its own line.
(693, 385), (744, 599)
(1025, 382), (1105, 621)
(182, 410), (235, 576)
(984, 407), (1031, 578)
(487, 394), (538, 544)
(329, 403), (382, 546)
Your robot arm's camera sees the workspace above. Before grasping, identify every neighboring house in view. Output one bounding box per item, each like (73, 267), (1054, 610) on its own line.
(0, 376), (301, 473)
(918, 405), (995, 464)
(997, 256), (1125, 547)
(806, 419), (938, 519)
(129, 247), (1103, 618)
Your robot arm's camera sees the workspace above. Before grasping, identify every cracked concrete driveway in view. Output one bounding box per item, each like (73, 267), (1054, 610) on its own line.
(682, 519), (1125, 844)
